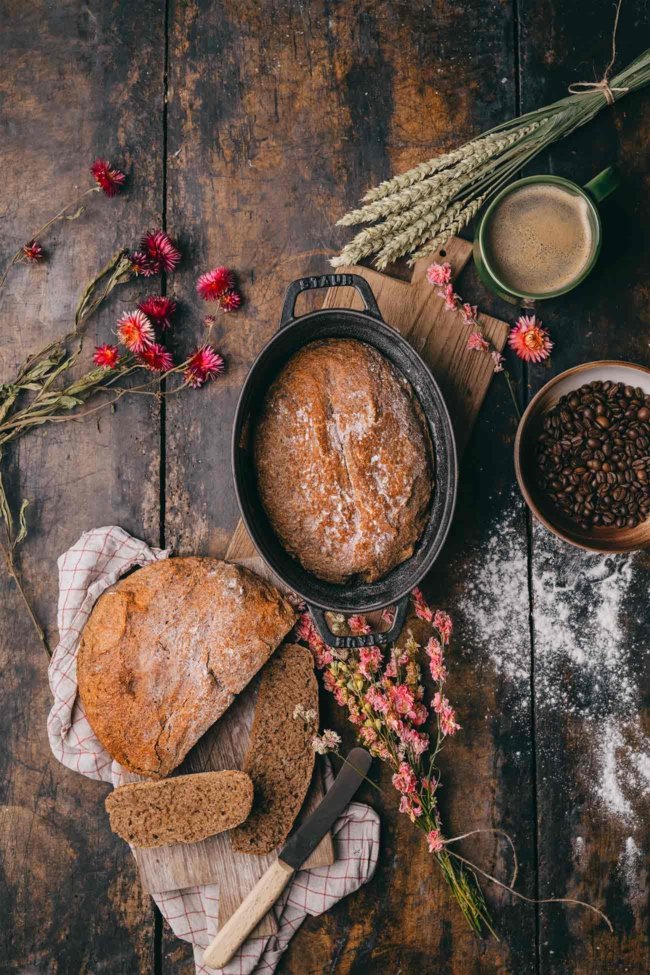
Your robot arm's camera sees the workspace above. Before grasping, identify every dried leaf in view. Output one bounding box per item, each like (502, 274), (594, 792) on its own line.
(15, 499), (29, 547)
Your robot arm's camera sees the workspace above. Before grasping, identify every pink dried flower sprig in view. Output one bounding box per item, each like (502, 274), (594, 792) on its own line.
(296, 590), (491, 935)
(426, 260), (523, 416)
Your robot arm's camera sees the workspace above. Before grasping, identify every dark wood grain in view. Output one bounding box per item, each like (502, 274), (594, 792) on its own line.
(518, 3), (650, 973)
(0, 1), (165, 971)
(1, 0), (648, 973)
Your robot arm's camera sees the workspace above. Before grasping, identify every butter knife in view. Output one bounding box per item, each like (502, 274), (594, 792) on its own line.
(203, 747), (372, 970)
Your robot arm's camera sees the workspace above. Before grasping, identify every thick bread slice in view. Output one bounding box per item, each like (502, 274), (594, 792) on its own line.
(106, 771), (253, 847)
(77, 557), (297, 779)
(231, 643), (318, 856)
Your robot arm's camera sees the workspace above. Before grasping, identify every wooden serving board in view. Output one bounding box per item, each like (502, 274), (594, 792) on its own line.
(131, 238), (507, 937)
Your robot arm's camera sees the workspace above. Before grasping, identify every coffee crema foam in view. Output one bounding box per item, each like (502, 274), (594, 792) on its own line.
(484, 183), (595, 296)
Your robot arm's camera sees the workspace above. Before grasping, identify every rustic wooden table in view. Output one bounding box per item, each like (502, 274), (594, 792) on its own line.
(1, 2), (648, 973)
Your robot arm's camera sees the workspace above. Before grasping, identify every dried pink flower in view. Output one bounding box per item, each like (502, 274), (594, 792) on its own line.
(427, 828), (445, 854)
(392, 761), (418, 794)
(399, 794), (423, 822)
(433, 610), (453, 644)
(491, 350), (505, 373)
(461, 303), (479, 326)
(426, 261), (452, 287)
(508, 314), (553, 363)
(412, 587), (434, 623)
(358, 645), (383, 678)
(467, 331), (490, 352)
(312, 729), (341, 754)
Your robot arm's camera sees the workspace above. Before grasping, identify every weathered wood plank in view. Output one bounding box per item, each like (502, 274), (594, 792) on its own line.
(518, 2), (650, 971)
(0, 1), (166, 971)
(164, 1), (536, 971)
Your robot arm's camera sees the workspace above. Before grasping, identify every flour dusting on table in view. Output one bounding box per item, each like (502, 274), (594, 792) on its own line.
(456, 493), (650, 835)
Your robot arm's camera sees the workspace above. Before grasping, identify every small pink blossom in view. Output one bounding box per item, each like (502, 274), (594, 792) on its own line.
(412, 587), (433, 623)
(467, 331), (489, 352)
(440, 282), (460, 311)
(427, 828), (445, 854)
(358, 645), (383, 678)
(399, 794), (423, 822)
(426, 261), (452, 287)
(492, 350), (505, 373)
(433, 610), (453, 644)
(432, 691), (446, 714)
(461, 303), (479, 326)
(426, 637), (447, 683)
(411, 701), (429, 727)
(359, 726), (378, 747)
(402, 727), (429, 756)
(365, 686), (389, 714)
(381, 606), (396, 627)
(384, 659), (397, 678)
(392, 761), (418, 794)
(390, 683), (416, 718)
(440, 706), (461, 737)
(312, 729), (341, 754)
(348, 614), (372, 635)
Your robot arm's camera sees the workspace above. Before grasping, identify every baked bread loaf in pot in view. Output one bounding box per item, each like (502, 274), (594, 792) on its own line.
(232, 273), (457, 648)
(254, 338), (434, 585)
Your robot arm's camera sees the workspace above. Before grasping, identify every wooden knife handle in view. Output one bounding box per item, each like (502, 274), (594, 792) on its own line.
(203, 859), (295, 969)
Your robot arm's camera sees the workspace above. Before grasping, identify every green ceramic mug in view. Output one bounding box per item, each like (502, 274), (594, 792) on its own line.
(473, 167), (619, 306)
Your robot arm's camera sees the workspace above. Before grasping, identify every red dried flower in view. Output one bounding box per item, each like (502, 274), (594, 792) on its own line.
(117, 310), (155, 352)
(140, 230), (181, 274)
(196, 266), (234, 301)
(129, 251), (158, 277)
(220, 288), (242, 312)
(90, 158), (126, 197)
(93, 344), (121, 369)
(183, 344), (225, 388)
(138, 342), (174, 373)
(508, 315), (553, 363)
(22, 240), (44, 262)
(137, 295), (177, 330)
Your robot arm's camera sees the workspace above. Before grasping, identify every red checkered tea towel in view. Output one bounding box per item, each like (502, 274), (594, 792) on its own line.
(47, 527), (380, 974)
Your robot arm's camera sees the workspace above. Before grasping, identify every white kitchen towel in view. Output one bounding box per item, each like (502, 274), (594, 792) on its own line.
(47, 526), (380, 974)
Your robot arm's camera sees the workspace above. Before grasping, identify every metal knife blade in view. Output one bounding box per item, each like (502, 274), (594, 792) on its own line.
(279, 747), (372, 870)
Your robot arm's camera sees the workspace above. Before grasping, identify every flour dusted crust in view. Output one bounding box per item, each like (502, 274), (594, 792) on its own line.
(254, 339), (434, 584)
(77, 558), (297, 778)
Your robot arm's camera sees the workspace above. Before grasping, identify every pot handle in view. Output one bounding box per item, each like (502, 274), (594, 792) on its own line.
(280, 273), (383, 328)
(308, 594), (410, 649)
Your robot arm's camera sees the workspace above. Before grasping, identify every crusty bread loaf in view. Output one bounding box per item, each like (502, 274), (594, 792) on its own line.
(231, 643), (318, 855)
(106, 770), (254, 847)
(254, 338), (434, 584)
(77, 558), (297, 778)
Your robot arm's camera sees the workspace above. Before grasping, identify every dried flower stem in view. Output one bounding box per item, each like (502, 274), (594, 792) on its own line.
(0, 185), (100, 292)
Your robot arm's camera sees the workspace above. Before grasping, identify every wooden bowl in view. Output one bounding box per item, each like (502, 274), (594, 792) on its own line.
(514, 360), (650, 552)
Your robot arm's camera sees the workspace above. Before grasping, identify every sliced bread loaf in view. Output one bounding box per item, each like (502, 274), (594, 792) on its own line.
(106, 770), (253, 848)
(231, 643), (318, 856)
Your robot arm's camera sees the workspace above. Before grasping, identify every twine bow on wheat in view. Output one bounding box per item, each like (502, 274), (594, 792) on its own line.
(332, 0), (649, 271)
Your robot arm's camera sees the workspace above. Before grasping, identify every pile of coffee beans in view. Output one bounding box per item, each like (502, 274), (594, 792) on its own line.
(535, 379), (650, 530)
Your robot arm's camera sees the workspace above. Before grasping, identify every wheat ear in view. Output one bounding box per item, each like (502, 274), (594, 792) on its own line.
(401, 195), (488, 269)
(358, 123), (540, 205)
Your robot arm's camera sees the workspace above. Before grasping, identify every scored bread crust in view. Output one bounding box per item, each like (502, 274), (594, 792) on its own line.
(231, 643), (318, 856)
(254, 338), (434, 584)
(105, 770), (254, 847)
(77, 558), (297, 779)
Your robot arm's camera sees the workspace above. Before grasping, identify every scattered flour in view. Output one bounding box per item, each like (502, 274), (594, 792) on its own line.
(456, 493), (650, 832)
(618, 836), (645, 901)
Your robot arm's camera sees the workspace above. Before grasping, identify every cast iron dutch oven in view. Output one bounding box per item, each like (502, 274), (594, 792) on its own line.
(232, 273), (457, 647)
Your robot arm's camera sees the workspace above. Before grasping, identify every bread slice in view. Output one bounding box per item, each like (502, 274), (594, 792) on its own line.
(231, 643), (318, 856)
(105, 770), (253, 848)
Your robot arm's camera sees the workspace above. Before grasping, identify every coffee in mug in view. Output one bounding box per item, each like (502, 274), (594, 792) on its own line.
(482, 182), (598, 297)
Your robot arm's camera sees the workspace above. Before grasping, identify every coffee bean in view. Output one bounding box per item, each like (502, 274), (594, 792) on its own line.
(535, 379), (650, 531)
